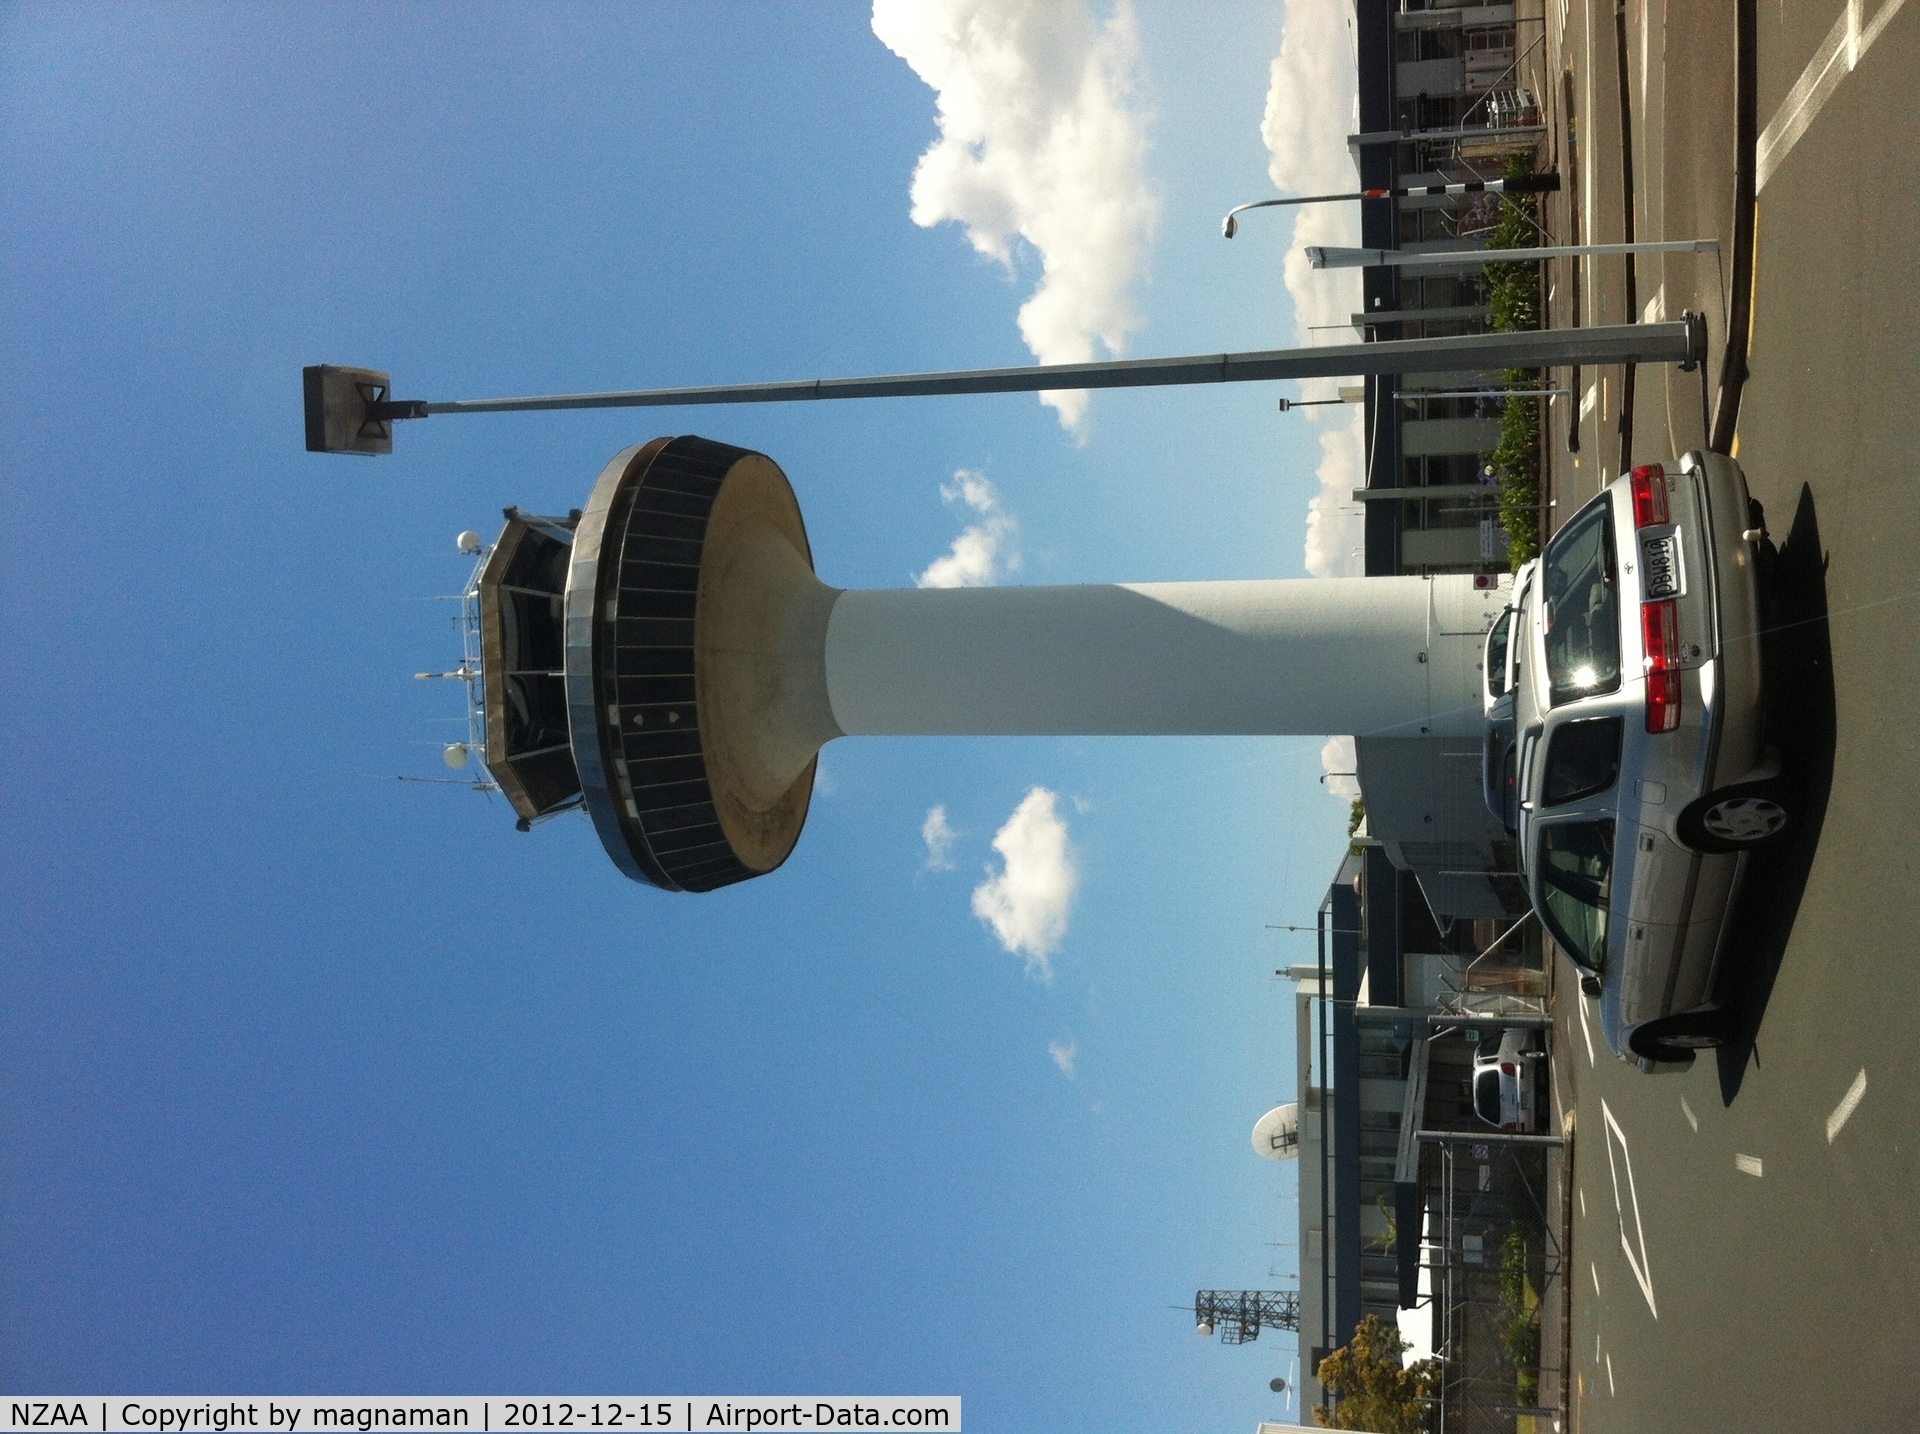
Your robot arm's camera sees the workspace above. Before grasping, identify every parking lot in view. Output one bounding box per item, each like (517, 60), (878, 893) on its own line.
(1533, 1), (1920, 1428)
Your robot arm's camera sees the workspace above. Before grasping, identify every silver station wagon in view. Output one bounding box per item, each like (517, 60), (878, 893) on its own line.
(1487, 453), (1786, 1070)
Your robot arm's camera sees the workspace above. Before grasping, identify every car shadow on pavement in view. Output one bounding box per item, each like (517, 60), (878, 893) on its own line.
(1714, 484), (1834, 1104)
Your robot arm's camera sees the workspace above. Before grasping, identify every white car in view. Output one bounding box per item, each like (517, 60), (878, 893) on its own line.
(1470, 1029), (1539, 1132)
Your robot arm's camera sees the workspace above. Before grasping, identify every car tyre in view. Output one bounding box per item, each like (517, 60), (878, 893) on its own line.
(1677, 781), (1792, 852)
(1628, 1007), (1732, 1062)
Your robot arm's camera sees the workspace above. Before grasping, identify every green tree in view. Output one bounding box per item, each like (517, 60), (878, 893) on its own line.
(1313, 1314), (1439, 1433)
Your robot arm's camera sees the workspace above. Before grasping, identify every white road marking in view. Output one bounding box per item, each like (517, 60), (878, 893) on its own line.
(1583, 0), (1595, 250)
(1580, 383), (1598, 421)
(1601, 1099), (1659, 1318)
(1592, 1260), (1603, 1295)
(1580, 1186), (1588, 1218)
(1680, 1095), (1698, 1133)
(1606, 1352), (1616, 1395)
(1758, 0), (1911, 191)
(1577, 989), (1597, 1066)
(1736, 1153), (1764, 1177)
(1826, 1068), (1868, 1143)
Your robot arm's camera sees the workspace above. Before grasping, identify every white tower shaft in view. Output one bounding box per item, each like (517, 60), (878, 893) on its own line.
(822, 575), (1501, 741)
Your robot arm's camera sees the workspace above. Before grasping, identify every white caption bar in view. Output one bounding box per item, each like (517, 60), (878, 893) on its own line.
(1, 1401), (960, 1434)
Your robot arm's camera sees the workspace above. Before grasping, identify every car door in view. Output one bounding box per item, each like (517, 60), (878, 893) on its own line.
(1530, 812), (1616, 980)
(1618, 823), (1695, 1027)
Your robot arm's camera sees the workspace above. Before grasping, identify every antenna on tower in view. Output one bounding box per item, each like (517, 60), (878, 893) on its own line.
(1276, 1358), (1299, 1412)
(1252, 1104), (1301, 1161)
(399, 526), (502, 810)
(390, 774), (500, 794)
(1192, 1290), (1300, 1344)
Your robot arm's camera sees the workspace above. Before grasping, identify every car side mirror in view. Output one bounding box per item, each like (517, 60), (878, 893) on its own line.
(1580, 974), (1602, 998)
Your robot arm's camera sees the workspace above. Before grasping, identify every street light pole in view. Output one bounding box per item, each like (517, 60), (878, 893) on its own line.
(1392, 389), (1571, 400)
(1308, 238), (1719, 270)
(1346, 124), (1547, 149)
(1222, 173), (1558, 236)
(302, 317), (1706, 455)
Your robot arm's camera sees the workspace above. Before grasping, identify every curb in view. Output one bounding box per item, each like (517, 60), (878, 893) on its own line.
(1710, 0), (1760, 453)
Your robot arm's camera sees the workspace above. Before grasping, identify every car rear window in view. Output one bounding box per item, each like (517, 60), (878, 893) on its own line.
(1474, 1069), (1502, 1124)
(1536, 819), (1615, 970)
(1543, 498), (1622, 706)
(1543, 717), (1624, 806)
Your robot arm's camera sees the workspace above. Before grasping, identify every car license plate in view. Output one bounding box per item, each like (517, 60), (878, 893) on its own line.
(1642, 533), (1681, 598)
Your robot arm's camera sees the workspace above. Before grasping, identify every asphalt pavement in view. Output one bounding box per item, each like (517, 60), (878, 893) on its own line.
(1534, 2), (1920, 1430)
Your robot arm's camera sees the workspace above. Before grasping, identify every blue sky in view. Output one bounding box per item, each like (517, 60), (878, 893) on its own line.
(3, 4), (1358, 1428)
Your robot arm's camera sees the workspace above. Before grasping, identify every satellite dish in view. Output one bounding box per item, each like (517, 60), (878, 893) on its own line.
(1252, 1103), (1300, 1161)
(1269, 1378), (1288, 1394)
(443, 743), (470, 770)
(457, 530), (482, 554)
(1196, 1321), (1214, 1337)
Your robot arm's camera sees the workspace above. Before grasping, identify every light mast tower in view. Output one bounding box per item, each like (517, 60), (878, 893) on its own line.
(309, 316), (1704, 890)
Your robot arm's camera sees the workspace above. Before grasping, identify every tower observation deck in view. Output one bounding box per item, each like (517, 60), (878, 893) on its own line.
(462, 433), (1507, 891)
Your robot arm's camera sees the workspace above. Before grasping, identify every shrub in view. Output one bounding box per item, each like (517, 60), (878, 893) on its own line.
(1500, 1228), (1542, 1406)
(1484, 154), (1545, 568)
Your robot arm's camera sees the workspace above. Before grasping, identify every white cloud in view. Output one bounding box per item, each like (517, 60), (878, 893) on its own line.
(971, 786), (1078, 981)
(1302, 403), (1366, 578)
(1048, 1037), (1078, 1078)
(1259, 4), (1367, 576)
(872, 0), (1158, 432)
(1320, 735), (1360, 801)
(921, 803), (959, 870)
(916, 470), (1021, 588)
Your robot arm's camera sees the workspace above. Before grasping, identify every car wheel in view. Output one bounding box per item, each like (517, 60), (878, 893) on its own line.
(1628, 1008), (1731, 1061)
(1635, 1041), (1697, 1069)
(1677, 781), (1792, 852)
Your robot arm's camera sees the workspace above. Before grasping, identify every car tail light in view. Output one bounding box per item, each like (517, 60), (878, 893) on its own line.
(1643, 597), (1682, 732)
(1503, 1123), (1517, 1132)
(1500, 1063), (1517, 1076)
(1630, 463), (1669, 527)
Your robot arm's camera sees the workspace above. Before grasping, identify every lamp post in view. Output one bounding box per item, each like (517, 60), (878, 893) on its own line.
(1222, 174), (1559, 236)
(1307, 238), (1719, 270)
(303, 319), (1704, 457)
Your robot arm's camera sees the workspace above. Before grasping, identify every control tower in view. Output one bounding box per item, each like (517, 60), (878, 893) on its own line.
(464, 434), (1505, 892)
